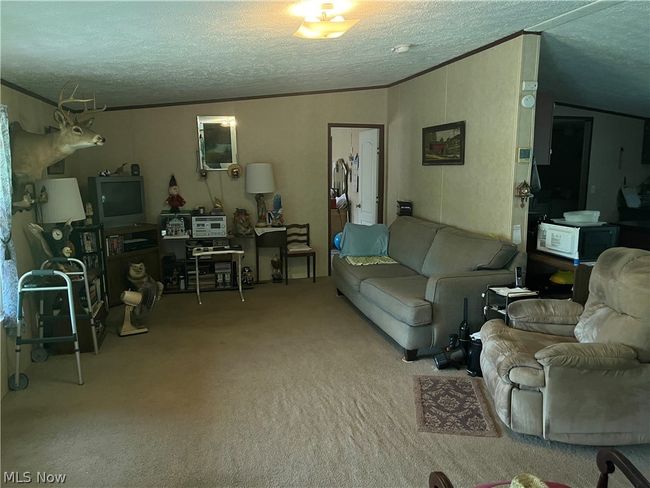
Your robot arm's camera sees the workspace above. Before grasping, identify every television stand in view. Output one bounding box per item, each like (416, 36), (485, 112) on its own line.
(104, 223), (160, 307)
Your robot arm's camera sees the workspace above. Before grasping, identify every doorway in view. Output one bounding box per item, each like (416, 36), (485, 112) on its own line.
(327, 123), (385, 275)
(531, 116), (593, 218)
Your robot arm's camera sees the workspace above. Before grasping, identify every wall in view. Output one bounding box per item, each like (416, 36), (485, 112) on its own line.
(554, 105), (649, 222)
(386, 34), (540, 243)
(3, 32), (539, 300)
(69, 90), (388, 280)
(0, 85), (59, 397)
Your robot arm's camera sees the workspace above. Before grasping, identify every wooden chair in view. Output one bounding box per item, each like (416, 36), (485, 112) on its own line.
(284, 224), (316, 284)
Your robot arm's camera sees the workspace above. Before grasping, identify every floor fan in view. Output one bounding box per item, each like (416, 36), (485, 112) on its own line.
(119, 290), (149, 336)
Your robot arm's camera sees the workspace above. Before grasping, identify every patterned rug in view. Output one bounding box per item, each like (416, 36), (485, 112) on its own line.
(414, 375), (501, 437)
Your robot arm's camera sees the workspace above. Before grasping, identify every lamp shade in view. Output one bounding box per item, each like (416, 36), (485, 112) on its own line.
(36, 178), (86, 224)
(245, 163), (275, 194)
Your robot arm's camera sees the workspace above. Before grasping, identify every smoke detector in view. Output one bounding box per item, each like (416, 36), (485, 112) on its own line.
(391, 44), (412, 54)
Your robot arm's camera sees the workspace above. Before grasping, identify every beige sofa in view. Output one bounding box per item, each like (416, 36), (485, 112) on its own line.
(332, 216), (523, 360)
(480, 247), (650, 445)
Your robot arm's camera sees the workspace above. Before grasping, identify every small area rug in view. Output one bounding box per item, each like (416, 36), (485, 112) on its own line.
(414, 375), (500, 437)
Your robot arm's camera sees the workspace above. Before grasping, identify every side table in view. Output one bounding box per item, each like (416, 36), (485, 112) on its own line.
(254, 227), (286, 283)
(482, 286), (539, 325)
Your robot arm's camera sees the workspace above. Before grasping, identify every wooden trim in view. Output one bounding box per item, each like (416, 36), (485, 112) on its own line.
(387, 30), (540, 87)
(105, 86), (386, 112)
(1, 78), (57, 107)
(326, 123), (385, 276)
(555, 102), (649, 121)
(327, 127), (333, 276)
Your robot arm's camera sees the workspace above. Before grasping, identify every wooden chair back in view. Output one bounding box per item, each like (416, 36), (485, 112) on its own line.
(286, 223), (311, 248)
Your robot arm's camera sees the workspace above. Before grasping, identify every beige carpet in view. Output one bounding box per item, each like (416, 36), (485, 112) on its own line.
(1, 278), (648, 487)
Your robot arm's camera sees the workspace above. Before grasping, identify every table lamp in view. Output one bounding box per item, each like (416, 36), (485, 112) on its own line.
(36, 177), (86, 257)
(245, 163), (276, 227)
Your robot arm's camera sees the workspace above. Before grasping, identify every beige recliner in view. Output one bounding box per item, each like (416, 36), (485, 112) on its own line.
(480, 247), (650, 445)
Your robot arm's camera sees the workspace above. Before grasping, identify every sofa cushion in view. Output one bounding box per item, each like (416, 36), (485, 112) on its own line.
(360, 275), (431, 326)
(388, 216), (446, 273)
(481, 319), (576, 388)
(421, 227), (517, 277)
(574, 248), (650, 362)
(331, 255), (417, 292)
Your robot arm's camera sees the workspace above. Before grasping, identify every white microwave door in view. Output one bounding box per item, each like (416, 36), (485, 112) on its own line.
(547, 228), (577, 256)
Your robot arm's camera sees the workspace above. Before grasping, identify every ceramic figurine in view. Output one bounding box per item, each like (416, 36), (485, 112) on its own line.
(271, 255), (283, 283)
(165, 174), (186, 212)
(242, 266), (254, 287)
(269, 193), (284, 227)
(233, 208), (253, 236)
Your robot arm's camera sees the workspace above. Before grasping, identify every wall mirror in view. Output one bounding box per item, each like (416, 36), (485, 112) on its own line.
(197, 115), (238, 171)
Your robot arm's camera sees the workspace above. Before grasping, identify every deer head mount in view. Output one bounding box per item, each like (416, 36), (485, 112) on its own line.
(11, 82), (107, 212)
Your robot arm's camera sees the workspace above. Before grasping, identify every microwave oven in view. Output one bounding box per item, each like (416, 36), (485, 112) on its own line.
(536, 222), (619, 261)
(192, 215), (227, 238)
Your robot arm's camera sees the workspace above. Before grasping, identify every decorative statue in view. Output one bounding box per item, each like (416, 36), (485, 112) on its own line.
(128, 262), (164, 301)
(11, 82), (106, 212)
(227, 163), (242, 179)
(165, 174), (186, 212)
(233, 208), (253, 236)
(268, 193), (284, 227)
(271, 255), (283, 283)
(241, 266), (254, 287)
(212, 198), (224, 214)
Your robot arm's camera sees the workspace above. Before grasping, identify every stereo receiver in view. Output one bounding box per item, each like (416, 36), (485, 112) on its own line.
(192, 215), (227, 238)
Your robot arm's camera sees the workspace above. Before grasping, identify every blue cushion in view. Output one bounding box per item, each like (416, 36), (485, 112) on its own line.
(340, 223), (389, 257)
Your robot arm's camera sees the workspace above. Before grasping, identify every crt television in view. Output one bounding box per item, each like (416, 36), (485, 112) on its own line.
(88, 176), (146, 228)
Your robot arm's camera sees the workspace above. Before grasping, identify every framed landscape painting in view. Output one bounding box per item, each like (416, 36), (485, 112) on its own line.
(422, 121), (465, 165)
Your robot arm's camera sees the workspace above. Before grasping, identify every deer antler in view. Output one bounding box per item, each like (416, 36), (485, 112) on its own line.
(79, 92), (107, 120)
(57, 82), (106, 123)
(58, 82), (93, 110)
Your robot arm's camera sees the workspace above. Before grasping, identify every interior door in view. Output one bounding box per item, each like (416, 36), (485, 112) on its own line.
(358, 129), (379, 225)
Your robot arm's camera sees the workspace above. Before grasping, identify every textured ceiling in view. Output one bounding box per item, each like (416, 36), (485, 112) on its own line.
(538, 1), (650, 117)
(1, 1), (648, 115)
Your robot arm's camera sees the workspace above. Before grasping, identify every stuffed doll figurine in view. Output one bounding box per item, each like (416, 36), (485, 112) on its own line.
(165, 174), (186, 212)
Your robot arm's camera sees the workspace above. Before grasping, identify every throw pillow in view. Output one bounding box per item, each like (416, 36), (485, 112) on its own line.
(340, 223), (389, 257)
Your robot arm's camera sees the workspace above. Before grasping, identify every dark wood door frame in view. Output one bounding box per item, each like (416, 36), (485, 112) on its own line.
(327, 123), (385, 276)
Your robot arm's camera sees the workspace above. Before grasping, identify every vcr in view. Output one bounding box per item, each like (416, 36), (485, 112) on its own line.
(123, 238), (155, 252)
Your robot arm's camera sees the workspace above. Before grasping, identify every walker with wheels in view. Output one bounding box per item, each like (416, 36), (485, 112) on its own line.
(8, 268), (84, 391)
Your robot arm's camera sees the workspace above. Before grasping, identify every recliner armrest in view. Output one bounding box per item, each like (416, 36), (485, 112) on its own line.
(508, 299), (583, 337)
(535, 342), (639, 370)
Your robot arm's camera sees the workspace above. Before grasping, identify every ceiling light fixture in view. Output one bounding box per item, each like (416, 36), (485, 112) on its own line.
(292, 2), (359, 39)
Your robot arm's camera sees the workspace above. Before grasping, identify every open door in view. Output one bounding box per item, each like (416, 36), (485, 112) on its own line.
(327, 124), (385, 275)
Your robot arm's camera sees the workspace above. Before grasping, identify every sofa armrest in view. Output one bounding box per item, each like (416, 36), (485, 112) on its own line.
(508, 299), (583, 337)
(535, 342), (639, 370)
(425, 269), (513, 345)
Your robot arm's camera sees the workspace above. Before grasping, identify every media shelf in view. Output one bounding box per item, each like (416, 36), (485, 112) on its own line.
(104, 223), (161, 307)
(160, 233), (252, 295)
(42, 224), (109, 353)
